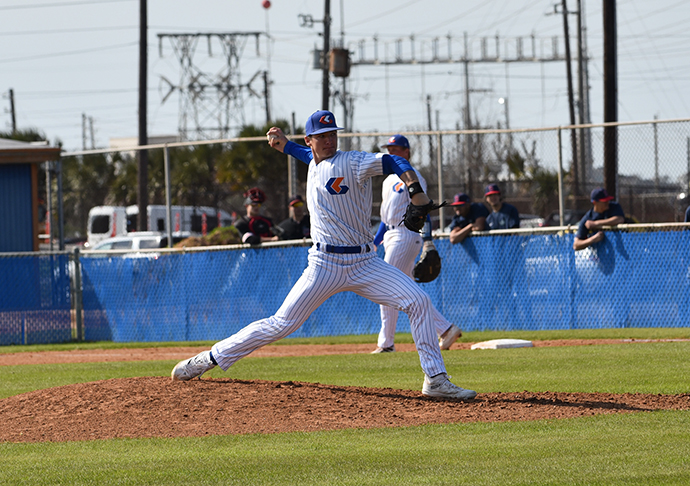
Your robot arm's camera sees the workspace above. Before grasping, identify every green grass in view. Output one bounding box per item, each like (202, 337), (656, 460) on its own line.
(2, 326), (689, 353)
(1, 328), (690, 485)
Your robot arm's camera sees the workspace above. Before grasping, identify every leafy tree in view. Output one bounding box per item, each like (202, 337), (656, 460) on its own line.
(217, 120), (306, 221)
(60, 153), (116, 237)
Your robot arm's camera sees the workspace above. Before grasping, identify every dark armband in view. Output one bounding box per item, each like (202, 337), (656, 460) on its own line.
(407, 181), (424, 198)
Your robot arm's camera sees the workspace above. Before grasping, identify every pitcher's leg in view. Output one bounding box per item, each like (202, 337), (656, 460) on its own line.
(376, 231), (421, 349)
(212, 258), (344, 370)
(355, 257), (446, 377)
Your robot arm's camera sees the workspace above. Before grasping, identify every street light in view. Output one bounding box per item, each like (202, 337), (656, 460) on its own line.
(498, 97), (509, 130)
(498, 97), (511, 148)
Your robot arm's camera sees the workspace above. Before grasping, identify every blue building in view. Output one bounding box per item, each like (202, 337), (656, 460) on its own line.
(0, 138), (61, 252)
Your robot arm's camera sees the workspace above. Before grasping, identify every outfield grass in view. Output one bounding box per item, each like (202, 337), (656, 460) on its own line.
(1, 329), (690, 485)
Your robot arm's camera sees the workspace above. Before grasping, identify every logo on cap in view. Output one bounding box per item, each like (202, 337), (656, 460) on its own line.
(450, 193), (470, 206)
(484, 184), (501, 196)
(319, 114), (333, 125)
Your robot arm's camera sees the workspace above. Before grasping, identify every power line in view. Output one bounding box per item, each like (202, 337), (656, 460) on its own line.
(0, 0), (133, 11)
(0, 26), (136, 37)
(0, 41), (137, 64)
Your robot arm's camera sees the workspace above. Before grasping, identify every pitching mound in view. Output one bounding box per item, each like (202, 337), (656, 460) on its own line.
(2, 376), (689, 443)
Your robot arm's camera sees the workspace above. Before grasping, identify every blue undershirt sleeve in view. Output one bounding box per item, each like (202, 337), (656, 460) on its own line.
(381, 154), (414, 177)
(422, 216), (432, 241)
(373, 222), (387, 246)
(283, 141), (313, 165)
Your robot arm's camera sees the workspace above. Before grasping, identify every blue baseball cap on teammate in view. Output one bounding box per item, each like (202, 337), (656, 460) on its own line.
(450, 193), (471, 206)
(305, 110), (344, 136)
(590, 187), (614, 202)
(484, 184), (501, 196)
(380, 134), (410, 150)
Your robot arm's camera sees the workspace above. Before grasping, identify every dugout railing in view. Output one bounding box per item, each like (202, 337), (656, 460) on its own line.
(2, 223), (689, 345)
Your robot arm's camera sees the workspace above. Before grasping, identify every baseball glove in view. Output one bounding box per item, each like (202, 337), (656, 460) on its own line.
(401, 200), (446, 232)
(414, 247), (442, 283)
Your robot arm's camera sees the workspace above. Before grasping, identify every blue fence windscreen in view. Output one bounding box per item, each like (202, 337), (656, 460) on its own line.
(76, 230), (690, 343)
(0, 254), (72, 345)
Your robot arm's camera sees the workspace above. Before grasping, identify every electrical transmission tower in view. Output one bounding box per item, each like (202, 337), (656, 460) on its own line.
(157, 32), (269, 141)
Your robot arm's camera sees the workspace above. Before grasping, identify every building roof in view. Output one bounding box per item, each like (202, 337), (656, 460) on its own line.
(0, 138), (61, 164)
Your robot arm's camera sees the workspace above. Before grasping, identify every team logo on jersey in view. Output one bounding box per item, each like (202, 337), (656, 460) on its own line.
(393, 182), (405, 193)
(319, 114), (333, 125)
(326, 177), (349, 195)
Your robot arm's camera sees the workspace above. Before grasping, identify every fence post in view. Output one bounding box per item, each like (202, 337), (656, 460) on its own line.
(164, 144), (173, 248)
(436, 131), (445, 228)
(557, 127), (565, 225)
(72, 247), (83, 341)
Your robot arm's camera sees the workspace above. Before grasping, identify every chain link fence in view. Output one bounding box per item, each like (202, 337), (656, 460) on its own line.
(53, 118), (690, 245)
(0, 252), (72, 345)
(3, 223), (689, 345)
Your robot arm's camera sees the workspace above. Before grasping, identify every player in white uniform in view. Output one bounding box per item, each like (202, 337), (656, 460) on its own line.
(171, 111), (476, 400)
(371, 135), (462, 353)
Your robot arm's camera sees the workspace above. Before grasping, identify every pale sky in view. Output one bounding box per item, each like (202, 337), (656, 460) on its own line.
(2, 0), (690, 152)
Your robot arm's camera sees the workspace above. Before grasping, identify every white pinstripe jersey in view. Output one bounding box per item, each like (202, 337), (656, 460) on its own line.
(307, 150), (385, 247)
(380, 168), (427, 227)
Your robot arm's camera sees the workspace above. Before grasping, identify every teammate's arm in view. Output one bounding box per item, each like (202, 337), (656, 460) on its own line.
(585, 215), (624, 230)
(573, 231), (605, 251)
(450, 224), (473, 244)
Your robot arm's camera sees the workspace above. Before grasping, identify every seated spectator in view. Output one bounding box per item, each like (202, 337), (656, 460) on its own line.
(573, 187), (625, 251)
(484, 184), (520, 230)
(276, 195), (311, 240)
(234, 187), (279, 244)
(449, 193), (489, 244)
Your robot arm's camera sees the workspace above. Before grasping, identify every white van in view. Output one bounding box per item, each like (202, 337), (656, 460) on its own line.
(86, 206), (128, 248)
(86, 205), (233, 248)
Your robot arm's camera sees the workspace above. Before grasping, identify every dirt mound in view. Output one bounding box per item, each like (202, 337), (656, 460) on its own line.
(2, 376), (689, 443)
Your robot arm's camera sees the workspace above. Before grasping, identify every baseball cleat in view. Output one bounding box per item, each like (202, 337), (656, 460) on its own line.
(371, 345), (396, 354)
(171, 351), (216, 381)
(439, 324), (462, 350)
(422, 373), (477, 400)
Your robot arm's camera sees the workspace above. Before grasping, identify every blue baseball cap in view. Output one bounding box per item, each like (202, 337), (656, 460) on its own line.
(305, 110), (343, 136)
(484, 184), (501, 196)
(590, 187), (614, 202)
(450, 193), (471, 206)
(380, 134), (410, 150)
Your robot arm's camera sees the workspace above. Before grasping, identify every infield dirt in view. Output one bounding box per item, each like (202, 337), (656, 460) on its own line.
(1, 340), (689, 443)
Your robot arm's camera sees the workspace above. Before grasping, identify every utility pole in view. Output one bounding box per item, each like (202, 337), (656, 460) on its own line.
(263, 70), (271, 124)
(426, 95), (434, 161)
(321, 0), (331, 110)
(8, 89), (16, 134)
(81, 113), (87, 151)
(603, 0), (618, 199)
(89, 116), (95, 149)
(138, 0), (149, 231)
(561, 0), (579, 201)
(576, 0), (586, 188)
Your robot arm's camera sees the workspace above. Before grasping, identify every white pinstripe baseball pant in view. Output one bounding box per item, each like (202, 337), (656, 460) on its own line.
(377, 228), (453, 349)
(211, 246), (447, 378)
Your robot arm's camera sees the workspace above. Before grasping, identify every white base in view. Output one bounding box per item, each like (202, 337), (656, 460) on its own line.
(471, 338), (534, 350)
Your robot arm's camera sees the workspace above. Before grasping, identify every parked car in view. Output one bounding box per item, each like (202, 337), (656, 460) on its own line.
(519, 214), (545, 228)
(88, 231), (191, 252)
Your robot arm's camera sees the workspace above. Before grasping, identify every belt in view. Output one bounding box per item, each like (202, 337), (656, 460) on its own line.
(385, 224), (400, 231)
(316, 242), (371, 254)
